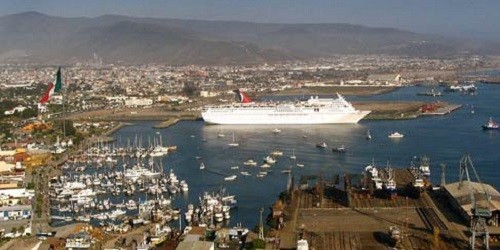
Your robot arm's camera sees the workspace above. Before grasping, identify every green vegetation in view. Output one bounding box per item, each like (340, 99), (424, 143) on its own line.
(248, 238), (266, 249)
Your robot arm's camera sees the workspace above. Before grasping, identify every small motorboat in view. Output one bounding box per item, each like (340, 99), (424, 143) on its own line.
(243, 159), (257, 166)
(199, 162), (205, 170)
(332, 145), (346, 153)
(316, 142), (327, 148)
(296, 163), (304, 168)
(388, 132), (404, 138)
(366, 130), (372, 140)
(224, 175), (237, 181)
(272, 128), (281, 134)
(482, 117), (499, 130)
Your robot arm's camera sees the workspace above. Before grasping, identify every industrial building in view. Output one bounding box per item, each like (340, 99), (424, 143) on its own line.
(443, 181), (500, 226)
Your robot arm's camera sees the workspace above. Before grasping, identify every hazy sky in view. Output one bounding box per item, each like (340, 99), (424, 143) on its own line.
(1, 0), (499, 38)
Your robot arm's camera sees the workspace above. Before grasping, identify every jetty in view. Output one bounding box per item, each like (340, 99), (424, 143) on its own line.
(421, 104), (462, 116)
(153, 118), (180, 129)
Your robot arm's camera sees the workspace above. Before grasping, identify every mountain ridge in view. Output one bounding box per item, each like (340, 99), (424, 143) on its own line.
(0, 11), (496, 65)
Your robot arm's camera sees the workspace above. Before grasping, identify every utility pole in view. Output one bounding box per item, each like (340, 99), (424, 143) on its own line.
(258, 207), (264, 240)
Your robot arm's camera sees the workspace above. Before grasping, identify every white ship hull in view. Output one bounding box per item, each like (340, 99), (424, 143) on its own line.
(202, 93), (370, 125)
(202, 110), (370, 124)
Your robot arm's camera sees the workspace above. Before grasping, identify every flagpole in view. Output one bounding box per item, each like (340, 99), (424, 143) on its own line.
(61, 67), (66, 139)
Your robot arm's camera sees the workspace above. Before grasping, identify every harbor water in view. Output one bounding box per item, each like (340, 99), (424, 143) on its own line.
(109, 83), (499, 228)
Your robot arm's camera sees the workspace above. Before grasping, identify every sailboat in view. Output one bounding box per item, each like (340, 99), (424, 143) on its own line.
(290, 149), (297, 160)
(366, 130), (372, 140)
(217, 129), (225, 138)
(228, 133), (239, 147)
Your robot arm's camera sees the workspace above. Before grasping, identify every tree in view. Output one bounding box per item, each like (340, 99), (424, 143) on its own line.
(182, 82), (198, 97)
(18, 226), (24, 235)
(56, 120), (76, 136)
(26, 181), (35, 189)
(19, 108), (37, 119)
(250, 239), (266, 249)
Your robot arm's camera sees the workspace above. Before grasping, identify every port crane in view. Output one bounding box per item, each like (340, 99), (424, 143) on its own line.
(458, 154), (492, 250)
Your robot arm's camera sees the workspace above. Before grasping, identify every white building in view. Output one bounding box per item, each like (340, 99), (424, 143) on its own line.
(4, 106), (27, 115)
(0, 188), (35, 199)
(124, 97), (153, 107)
(200, 91), (220, 98)
(0, 205), (32, 221)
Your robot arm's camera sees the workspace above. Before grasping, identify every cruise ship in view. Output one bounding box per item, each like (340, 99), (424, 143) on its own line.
(201, 90), (371, 125)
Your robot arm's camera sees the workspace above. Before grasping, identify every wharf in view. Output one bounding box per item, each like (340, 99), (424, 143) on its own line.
(422, 104), (462, 116)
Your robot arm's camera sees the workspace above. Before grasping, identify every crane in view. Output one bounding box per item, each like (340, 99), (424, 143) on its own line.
(458, 153), (492, 250)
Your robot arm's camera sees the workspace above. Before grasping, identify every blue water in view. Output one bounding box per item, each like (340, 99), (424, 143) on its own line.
(112, 83), (499, 228)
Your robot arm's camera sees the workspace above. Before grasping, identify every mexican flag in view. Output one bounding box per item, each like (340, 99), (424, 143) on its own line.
(40, 67), (62, 104)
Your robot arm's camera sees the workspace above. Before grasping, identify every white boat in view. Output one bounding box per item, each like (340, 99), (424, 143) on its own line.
(260, 163), (271, 169)
(264, 155), (276, 164)
(199, 162), (206, 170)
(316, 142), (327, 148)
(272, 128), (281, 133)
(224, 175), (237, 181)
(366, 130), (372, 140)
(240, 171), (251, 176)
(419, 156), (431, 177)
(290, 149), (297, 160)
(228, 133), (239, 147)
(243, 159), (257, 166)
(296, 163), (304, 168)
(180, 180), (189, 192)
(217, 129), (225, 138)
(230, 166), (239, 170)
(202, 91), (371, 124)
(388, 132), (404, 138)
(271, 150), (283, 157)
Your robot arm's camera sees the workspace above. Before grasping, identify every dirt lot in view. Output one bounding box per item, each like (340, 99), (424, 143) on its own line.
(275, 86), (398, 96)
(65, 107), (199, 121)
(353, 101), (424, 113)
(297, 208), (426, 233)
